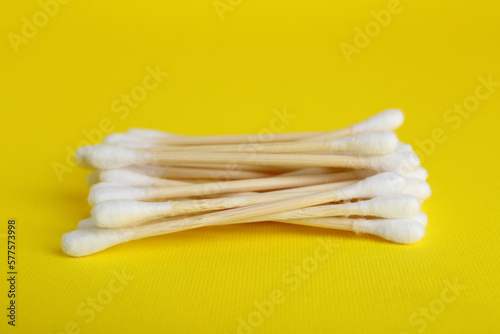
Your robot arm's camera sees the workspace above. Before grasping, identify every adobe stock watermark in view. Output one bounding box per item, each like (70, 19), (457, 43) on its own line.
(412, 74), (499, 164)
(7, 0), (71, 54)
(399, 278), (467, 334)
(213, 0), (243, 21)
(48, 268), (134, 334)
(225, 237), (338, 334)
(339, 0), (406, 64)
(51, 64), (169, 182)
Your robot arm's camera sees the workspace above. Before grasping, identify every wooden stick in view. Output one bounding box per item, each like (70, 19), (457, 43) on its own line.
(84, 145), (420, 173)
(269, 178), (431, 202)
(89, 179), (380, 227)
(125, 165), (273, 180)
(142, 132), (399, 155)
(105, 109), (403, 146)
(127, 174), (406, 231)
(98, 166), (352, 186)
(77, 147), (300, 173)
(167, 163), (298, 173)
(129, 173), (405, 235)
(104, 130), (316, 146)
(63, 216), (424, 257)
(91, 193), (421, 228)
(88, 171), (430, 205)
(64, 216), (424, 256)
(300, 109), (403, 142)
(150, 151), (417, 174)
(78, 208), (428, 230)
(278, 167), (351, 176)
(88, 170), (372, 205)
(63, 173), (410, 256)
(87, 172), (194, 187)
(96, 169), (192, 187)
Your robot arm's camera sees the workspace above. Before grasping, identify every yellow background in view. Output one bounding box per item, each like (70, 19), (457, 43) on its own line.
(1, 0), (499, 333)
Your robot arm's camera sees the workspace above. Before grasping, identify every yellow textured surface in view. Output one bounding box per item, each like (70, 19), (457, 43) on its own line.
(1, 0), (499, 333)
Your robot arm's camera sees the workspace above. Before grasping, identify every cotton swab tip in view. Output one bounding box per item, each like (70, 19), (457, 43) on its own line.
(396, 143), (413, 153)
(406, 167), (429, 181)
(77, 218), (97, 229)
(61, 228), (134, 257)
(92, 200), (171, 228)
(353, 219), (425, 244)
(85, 145), (153, 170)
(379, 152), (420, 174)
(411, 212), (428, 228)
(403, 179), (432, 202)
(332, 132), (399, 154)
(348, 172), (405, 199)
(99, 169), (158, 187)
(352, 109), (404, 134)
(103, 133), (137, 144)
(88, 186), (150, 206)
(74, 146), (95, 169)
(89, 182), (125, 192)
(359, 194), (421, 218)
(127, 128), (175, 139)
(86, 171), (100, 187)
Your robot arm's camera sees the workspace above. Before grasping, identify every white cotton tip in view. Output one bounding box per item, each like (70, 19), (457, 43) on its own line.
(127, 128), (176, 139)
(88, 186), (152, 206)
(103, 134), (161, 147)
(92, 200), (172, 228)
(103, 133), (143, 144)
(369, 152), (420, 174)
(74, 146), (89, 163)
(89, 182), (125, 192)
(353, 219), (425, 244)
(99, 169), (160, 187)
(85, 145), (154, 169)
(395, 143), (413, 153)
(353, 194), (421, 218)
(330, 132), (399, 154)
(101, 169), (188, 187)
(114, 141), (158, 149)
(406, 167), (429, 181)
(61, 228), (134, 257)
(127, 165), (169, 178)
(351, 109), (404, 134)
(74, 146), (96, 169)
(411, 212), (428, 228)
(343, 172), (405, 199)
(86, 171), (100, 187)
(402, 179), (432, 202)
(77, 218), (97, 229)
